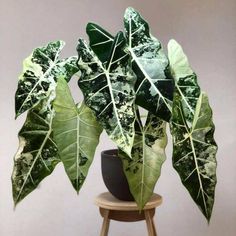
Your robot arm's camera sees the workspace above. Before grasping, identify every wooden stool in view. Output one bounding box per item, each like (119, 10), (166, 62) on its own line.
(95, 192), (162, 236)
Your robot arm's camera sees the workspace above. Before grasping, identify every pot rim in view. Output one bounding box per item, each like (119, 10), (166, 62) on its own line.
(101, 149), (118, 158)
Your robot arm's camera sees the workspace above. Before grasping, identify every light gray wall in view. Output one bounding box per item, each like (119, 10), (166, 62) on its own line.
(0, 0), (235, 235)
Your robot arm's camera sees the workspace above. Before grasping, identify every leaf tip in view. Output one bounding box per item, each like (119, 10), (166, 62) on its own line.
(122, 146), (132, 159)
(124, 7), (137, 19)
(125, 6), (134, 12)
(59, 40), (66, 46)
(204, 212), (212, 225)
(86, 22), (94, 32)
(167, 39), (178, 51)
(15, 108), (22, 119)
(13, 196), (20, 209)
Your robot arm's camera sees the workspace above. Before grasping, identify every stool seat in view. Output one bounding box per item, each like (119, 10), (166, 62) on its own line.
(95, 192), (162, 236)
(95, 192), (162, 211)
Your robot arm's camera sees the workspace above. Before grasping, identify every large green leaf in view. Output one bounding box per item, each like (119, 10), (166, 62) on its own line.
(12, 95), (60, 205)
(15, 41), (78, 118)
(53, 77), (102, 192)
(124, 7), (174, 121)
(121, 109), (167, 209)
(168, 39), (217, 222)
(77, 32), (136, 156)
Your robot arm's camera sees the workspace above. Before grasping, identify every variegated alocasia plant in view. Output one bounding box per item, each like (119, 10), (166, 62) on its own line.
(83, 7), (217, 222)
(13, 7), (217, 223)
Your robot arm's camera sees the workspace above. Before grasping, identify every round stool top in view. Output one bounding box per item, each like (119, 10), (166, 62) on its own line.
(95, 192), (162, 211)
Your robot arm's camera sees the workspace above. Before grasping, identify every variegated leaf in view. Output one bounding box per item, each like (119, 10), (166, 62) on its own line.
(77, 32), (136, 156)
(168, 40), (217, 222)
(124, 7), (174, 121)
(15, 40), (79, 118)
(53, 77), (102, 192)
(86, 22), (114, 65)
(121, 109), (167, 209)
(168, 39), (201, 122)
(12, 95), (60, 205)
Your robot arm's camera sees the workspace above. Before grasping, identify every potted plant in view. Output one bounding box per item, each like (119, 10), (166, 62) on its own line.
(12, 7), (217, 223)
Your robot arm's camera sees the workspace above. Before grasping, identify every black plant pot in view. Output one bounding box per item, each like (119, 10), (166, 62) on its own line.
(101, 149), (134, 201)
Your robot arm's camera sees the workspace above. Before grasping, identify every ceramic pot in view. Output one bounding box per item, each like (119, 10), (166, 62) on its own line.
(101, 149), (134, 201)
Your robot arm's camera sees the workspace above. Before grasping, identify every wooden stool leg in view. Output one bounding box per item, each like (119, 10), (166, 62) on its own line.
(145, 210), (157, 236)
(151, 217), (157, 236)
(100, 208), (110, 236)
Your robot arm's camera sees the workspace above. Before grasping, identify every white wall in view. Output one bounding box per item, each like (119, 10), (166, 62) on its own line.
(0, 0), (235, 235)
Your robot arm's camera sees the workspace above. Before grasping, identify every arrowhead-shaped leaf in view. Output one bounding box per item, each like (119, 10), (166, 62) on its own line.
(168, 39), (218, 222)
(124, 7), (174, 121)
(12, 95), (60, 205)
(53, 77), (102, 192)
(15, 41), (79, 118)
(121, 109), (167, 209)
(77, 32), (136, 156)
